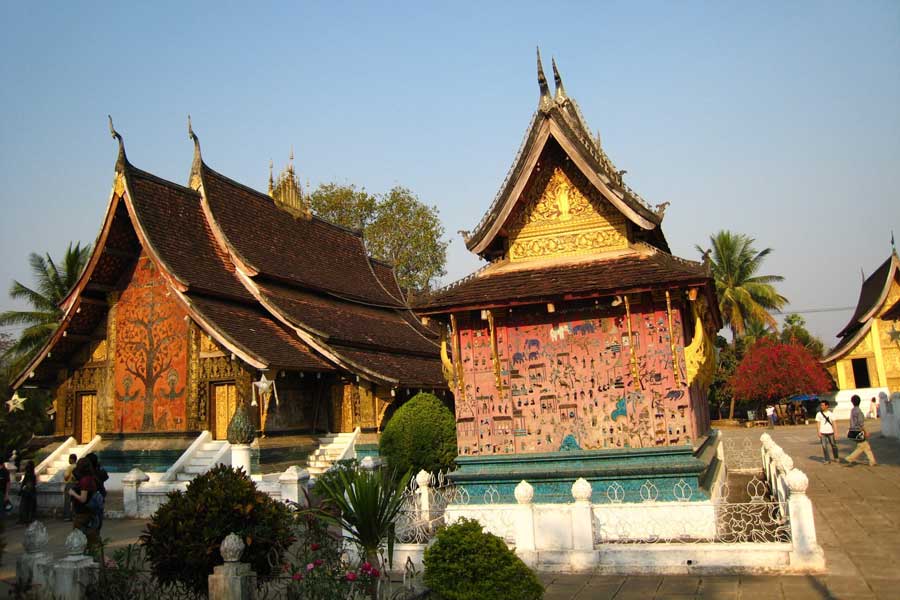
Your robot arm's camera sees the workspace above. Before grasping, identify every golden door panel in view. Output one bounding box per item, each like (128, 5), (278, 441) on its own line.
(212, 383), (237, 440)
(77, 393), (97, 444)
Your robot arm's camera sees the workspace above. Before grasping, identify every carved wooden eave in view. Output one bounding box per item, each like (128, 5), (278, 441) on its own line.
(821, 320), (873, 364)
(465, 56), (668, 259)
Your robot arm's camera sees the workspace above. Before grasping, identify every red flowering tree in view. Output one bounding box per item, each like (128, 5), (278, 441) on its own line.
(729, 339), (833, 410)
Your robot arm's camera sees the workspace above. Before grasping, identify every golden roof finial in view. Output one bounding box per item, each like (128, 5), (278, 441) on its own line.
(268, 160), (275, 197)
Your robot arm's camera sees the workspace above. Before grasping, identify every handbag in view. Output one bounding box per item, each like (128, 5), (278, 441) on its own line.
(847, 429), (866, 442)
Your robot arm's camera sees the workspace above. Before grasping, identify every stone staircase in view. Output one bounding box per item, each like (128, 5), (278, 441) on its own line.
(175, 440), (230, 481)
(38, 438), (101, 483)
(306, 431), (359, 478)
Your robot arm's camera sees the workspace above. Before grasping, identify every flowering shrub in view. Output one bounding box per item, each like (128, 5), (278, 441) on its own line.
(729, 339), (833, 405)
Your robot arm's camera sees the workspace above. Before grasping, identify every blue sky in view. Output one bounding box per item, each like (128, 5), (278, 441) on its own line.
(1, 1), (898, 346)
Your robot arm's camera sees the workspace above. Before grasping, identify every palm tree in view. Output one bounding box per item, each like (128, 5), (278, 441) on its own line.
(697, 231), (786, 420)
(697, 231), (787, 341)
(0, 242), (92, 364)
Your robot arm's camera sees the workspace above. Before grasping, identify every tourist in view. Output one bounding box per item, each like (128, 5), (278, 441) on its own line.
(18, 460), (37, 524)
(85, 452), (108, 532)
(815, 400), (839, 464)
(845, 395), (878, 467)
(68, 457), (100, 548)
(868, 397), (877, 419)
(62, 453), (77, 520)
(0, 461), (11, 512)
(765, 404), (776, 428)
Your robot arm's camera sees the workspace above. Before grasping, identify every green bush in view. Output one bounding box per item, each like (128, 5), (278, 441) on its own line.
(140, 465), (294, 594)
(379, 392), (456, 475)
(424, 518), (543, 600)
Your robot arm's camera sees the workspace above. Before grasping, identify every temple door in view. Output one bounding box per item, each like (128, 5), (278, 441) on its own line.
(212, 382), (237, 440)
(76, 392), (97, 443)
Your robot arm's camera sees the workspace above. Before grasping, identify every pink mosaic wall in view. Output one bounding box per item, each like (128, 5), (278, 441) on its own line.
(454, 301), (697, 456)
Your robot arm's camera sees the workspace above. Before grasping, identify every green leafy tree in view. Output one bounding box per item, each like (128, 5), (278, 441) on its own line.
(696, 231), (787, 341)
(308, 183), (377, 232)
(779, 313), (825, 359)
(0, 242), (91, 364)
(309, 183), (448, 292)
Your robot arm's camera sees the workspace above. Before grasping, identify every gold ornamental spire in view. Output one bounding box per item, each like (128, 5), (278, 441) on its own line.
(271, 148), (311, 219)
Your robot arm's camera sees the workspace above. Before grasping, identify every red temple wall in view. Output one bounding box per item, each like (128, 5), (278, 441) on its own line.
(113, 254), (189, 432)
(454, 300), (698, 456)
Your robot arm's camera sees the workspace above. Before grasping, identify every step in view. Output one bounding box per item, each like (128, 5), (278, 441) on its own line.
(201, 443), (226, 451)
(193, 450), (220, 459)
(184, 465), (209, 474)
(176, 473), (195, 482)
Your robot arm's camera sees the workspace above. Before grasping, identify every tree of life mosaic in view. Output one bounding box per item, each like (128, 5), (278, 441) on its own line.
(114, 254), (189, 432)
(453, 301), (692, 456)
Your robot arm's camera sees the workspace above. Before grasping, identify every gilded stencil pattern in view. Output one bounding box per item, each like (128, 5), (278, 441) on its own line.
(507, 167), (628, 262)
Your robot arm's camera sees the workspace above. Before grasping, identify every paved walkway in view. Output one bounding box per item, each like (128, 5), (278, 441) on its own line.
(541, 422), (900, 599)
(2, 423), (898, 598)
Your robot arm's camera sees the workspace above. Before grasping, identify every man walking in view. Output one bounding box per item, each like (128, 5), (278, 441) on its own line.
(846, 395), (878, 467)
(816, 400), (839, 464)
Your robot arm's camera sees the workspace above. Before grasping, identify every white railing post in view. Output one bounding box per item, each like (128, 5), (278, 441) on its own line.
(786, 469), (825, 570)
(513, 480), (536, 565)
(53, 530), (97, 600)
(415, 470), (431, 524)
(122, 468), (150, 519)
(16, 521), (52, 590)
(278, 466), (310, 507)
(570, 478), (598, 569)
(208, 533), (256, 600)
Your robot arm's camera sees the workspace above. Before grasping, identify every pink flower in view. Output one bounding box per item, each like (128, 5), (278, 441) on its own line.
(306, 563), (315, 571)
(310, 543), (321, 551)
(346, 572), (358, 581)
(370, 568), (380, 578)
(313, 559), (323, 567)
(292, 573), (303, 581)
(361, 562), (372, 573)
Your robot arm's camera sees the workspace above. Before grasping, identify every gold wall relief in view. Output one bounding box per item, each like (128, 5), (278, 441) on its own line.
(450, 314), (464, 399)
(486, 310), (504, 392)
(684, 295), (715, 391)
(665, 291), (680, 385)
(440, 326), (456, 389)
(187, 323), (202, 430)
(507, 166), (628, 262)
(623, 295), (640, 385)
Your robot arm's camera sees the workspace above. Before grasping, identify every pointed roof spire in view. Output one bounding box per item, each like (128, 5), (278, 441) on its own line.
(551, 57), (566, 102)
(536, 47), (552, 112)
(289, 146), (295, 174)
(268, 160), (275, 197)
(108, 115), (127, 171)
(892, 230), (896, 253)
(187, 115), (203, 190)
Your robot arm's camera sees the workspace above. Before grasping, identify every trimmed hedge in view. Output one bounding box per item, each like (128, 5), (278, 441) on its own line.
(379, 392), (456, 475)
(424, 518), (543, 600)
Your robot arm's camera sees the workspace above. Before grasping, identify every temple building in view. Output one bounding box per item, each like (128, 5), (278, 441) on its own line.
(822, 249), (900, 394)
(12, 121), (442, 458)
(416, 54), (721, 501)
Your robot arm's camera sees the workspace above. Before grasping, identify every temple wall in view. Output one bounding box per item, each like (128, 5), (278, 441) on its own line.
(113, 254), (190, 432)
(454, 298), (698, 456)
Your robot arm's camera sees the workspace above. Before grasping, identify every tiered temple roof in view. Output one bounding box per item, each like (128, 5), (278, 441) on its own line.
(14, 120), (442, 389)
(418, 51), (716, 318)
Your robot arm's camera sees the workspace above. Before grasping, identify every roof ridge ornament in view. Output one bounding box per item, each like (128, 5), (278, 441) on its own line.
(108, 115), (127, 172)
(268, 160), (275, 197)
(187, 115), (203, 190)
(551, 57), (567, 103)
(536, 47), (552, 113)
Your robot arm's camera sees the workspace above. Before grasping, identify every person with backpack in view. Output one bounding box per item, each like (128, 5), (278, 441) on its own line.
(845, 395), (878, 467)
(68, 457), (101, 548)
(85, 452), (108, 533)
(815, 400), (839, 464)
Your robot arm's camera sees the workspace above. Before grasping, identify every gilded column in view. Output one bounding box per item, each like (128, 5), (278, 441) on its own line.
(869, 321), (888, 388)
(665, 290), (680, 385)
(102, 292), (119, 432)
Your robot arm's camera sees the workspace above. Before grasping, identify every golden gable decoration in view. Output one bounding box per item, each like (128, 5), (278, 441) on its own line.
(507, 166), (628, 262)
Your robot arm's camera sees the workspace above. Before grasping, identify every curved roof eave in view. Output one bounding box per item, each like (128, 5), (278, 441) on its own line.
(232, 268), (400, 386)
(821, 320), (873, 364)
